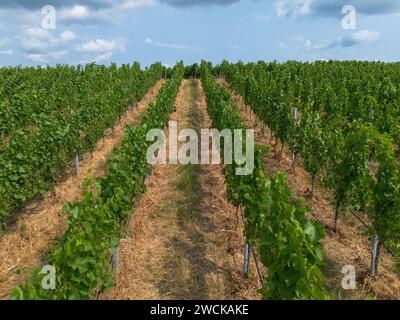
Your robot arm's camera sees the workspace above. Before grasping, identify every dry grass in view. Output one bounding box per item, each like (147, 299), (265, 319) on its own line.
(0, 80), (165, 299)
(100, 79), (261, 300)
(218, 78), (400, 300)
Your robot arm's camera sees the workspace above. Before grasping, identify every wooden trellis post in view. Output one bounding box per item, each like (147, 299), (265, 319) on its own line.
(73, 155), (79, 176)
(291, 106), (298, 171)
(243, 241), (250, 278)
(371, 231), (381, 277)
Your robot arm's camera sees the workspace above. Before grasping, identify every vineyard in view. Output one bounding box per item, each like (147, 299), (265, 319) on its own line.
(0, 61), (399, 300)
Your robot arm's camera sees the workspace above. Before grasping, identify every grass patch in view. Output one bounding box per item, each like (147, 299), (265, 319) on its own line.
(177, 164), (202, 221)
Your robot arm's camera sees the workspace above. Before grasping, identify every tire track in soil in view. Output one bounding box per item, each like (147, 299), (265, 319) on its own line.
(218, 78), (400, 300)
(100, 79), (261, 300)
(0, 80), (165, 299)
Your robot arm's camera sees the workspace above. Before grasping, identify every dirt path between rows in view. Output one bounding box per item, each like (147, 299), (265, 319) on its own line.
(0, 80), (165, 299)
(101, 79), (261, 300)
(218, 78), (400, 300)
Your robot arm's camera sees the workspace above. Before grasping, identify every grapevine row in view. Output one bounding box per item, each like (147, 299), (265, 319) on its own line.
(11, 63), (184, 300)
(200, 63), (329, 300)
(0, 63), (164, 223)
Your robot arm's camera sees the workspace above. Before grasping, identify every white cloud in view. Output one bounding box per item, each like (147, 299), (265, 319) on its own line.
(276, 0), (311, 18)
(75, 38), (125, 54)
(0, 0), (156, 11)
(23, 27), (52, 39)
(53, 1), (157, 25)
(159, 0), (241, 7)
(26, 54), (48, 63)
(144, 38), (201, 50)
(0, 49), (13, 56)
(121, 0), (158, 9)
(20, 38), (48, 53)
(26, 50), (68, 63)
(58, 5), (112, 25)
(279, 36), (314, 50)
(79, 52), (115, 64)
(0, 38), (10, 48)
(20, 26), (53, 53)
(94, 52), (114, 63)
(60, 30), (77, 42)
(275, 0), (400, 18)
(312, 40), (334, 50)
(341, 30), (380, 47)
(279, 30), (381, 53)
(76, 38), (125, 64)
(60, 5), (90, 20)
(19, 25), (77, 61)
(303, 39), (312, 50)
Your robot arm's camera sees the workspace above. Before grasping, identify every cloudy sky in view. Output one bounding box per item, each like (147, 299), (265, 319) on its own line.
(0, 0), (399, 66)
